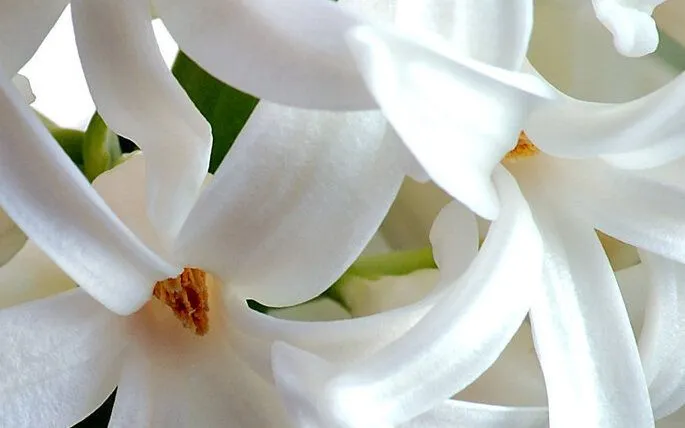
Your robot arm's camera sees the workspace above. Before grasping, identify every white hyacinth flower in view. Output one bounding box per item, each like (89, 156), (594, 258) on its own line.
(271, 1), (685, 428)
(0, 40), (428, 423)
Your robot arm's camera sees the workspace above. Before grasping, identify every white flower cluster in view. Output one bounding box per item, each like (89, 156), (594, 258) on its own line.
(0, 0), (684, 427)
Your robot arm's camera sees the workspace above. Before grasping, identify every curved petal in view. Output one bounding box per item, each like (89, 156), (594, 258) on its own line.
(272, 166), (543, 427)
(267, 298), (351, 322)
(525, 64), (685, 160)
(528, 205), (652, 427)
(638, 253), (685, 419)
(0, 0), (68, 75)
(71, 0), (211, 239)
(638, 252), (681, 386)
(153, 0), (375, 109)
(0, 208), (25, 266)
(175, 104), (404, 307)
(0, 72), (179, 315)
(591, 0), (662, 57)
(0, 241), (74, 309)
(395, 0), (533, 70)
(346, 24), (554, 219)
(110, 334), (288, 427)
(224, 201), (477, 378)
(0, 289), (127, 428)
(537, 157), (685, 264)
(402, 400), (548, 428)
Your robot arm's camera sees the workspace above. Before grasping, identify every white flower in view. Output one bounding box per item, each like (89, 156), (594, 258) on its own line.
(270, 1), (685, 427)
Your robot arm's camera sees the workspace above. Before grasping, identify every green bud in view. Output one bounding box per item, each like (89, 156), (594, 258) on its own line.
(83, 113), (122, 182)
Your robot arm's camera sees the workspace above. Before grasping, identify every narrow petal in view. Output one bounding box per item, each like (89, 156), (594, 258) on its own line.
(0, 0), (68, 75)
(395, 0), (533, 70)
(71, 0), (211, 239)
(268, 298), (351, 322)
(535, 157), (685, 264)
(0, 290), (127, 427)
(346, 24), (554, 219)
(592, 0), (662, 57)
(528, 205), (653, 427)
(272, 166), (543, 427)
(525, 65), (685, 161)
(0, 208), (25, 266)
(175, 104), (404, 307)
(153, 0), (375, 109)
(0, 72), (179, 315)
(402, 400), (548, 428)
(638, 253), (685, 419)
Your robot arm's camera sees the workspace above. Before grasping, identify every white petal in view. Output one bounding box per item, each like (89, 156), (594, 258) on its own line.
(110, 333), (287, 427)
(0, 208), (25, 266)
(538, 158), (685, 264)
(225, 289), (438, 382)
(10, 75), (34, 104)
(175, 105), (404, 307)
(638, 252), (681, 385)
(71, 0), (211, 239)
(638, 253), (685, 419)
(153, 0), (375, 109)
(0, 241), (74, 308)
(592, 0), (662, 57)
(0, 0), (68, 75)
(272, 166), (543, 427)
(457, 323), (547, 407)
(0, 290), (126, 427)
(346, 25), (554, 219)
(268, 298), (351, 322)
(615, 263), (650, 337)
(528, 205), (653, 427)
(91, 153), (168, 258)
(340, 269), (441, 318)
(0, 72), (179, 315)
(525, 65), (685, 161)
(402, 400), (548, 428)
(395, 0), (533, 70)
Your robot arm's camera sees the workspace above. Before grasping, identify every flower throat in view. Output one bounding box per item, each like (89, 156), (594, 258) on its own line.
(153, 267), (210, 336)
(505, 132), (539, 161)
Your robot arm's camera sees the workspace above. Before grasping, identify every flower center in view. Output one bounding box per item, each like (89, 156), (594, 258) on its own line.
(505, 132), (539, 161)
(153, 267), (210, 336)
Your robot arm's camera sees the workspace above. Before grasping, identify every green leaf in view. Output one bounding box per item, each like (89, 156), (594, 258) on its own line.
(171, 51), (259, 173)
(83, 113), (121, 182)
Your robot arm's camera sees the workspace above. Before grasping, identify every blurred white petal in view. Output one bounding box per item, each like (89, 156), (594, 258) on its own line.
(268, 299), (351, 322)
(72, 0), (211, 239)
(0, 0), (68, 75)
(153, 0), (374, 109)
(592, 0), (662, 57)
(403, 400), (547, 428)
(0, 208), (25, 267)
(0, 241), (74, 308)
(395, 0), (533, 70)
